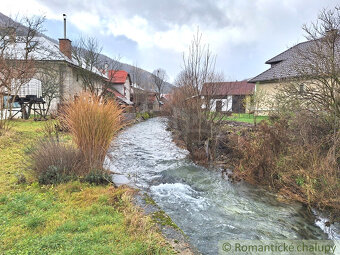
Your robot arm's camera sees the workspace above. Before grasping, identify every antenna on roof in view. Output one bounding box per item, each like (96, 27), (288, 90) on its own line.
(63, 14), (67, 39)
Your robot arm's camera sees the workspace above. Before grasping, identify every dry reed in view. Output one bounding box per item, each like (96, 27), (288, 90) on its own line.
(61, 92), (123, 172)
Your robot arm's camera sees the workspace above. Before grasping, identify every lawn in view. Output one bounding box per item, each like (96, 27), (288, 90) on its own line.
(0, 120), (174, 254)
(223, 113), (269, 124)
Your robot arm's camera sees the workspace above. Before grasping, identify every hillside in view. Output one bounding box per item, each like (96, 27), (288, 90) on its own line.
(98, 54), (175, 93)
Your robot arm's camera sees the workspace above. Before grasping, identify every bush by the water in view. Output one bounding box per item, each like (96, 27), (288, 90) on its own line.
(38, 165), (76, 185)
(82, 170), (112, 185)
(231, 112), (339, 219)
(137, 112), (152, 120)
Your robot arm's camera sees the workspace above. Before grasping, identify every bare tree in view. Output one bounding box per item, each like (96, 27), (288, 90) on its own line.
(279, 7), (340, 119)
(131, 62), (144, 87)
(130, 63), (148, 111)
(152, 68), (168, 107)
(168, 29), (225, 161)
(275, 6), (340, 164)
(0, 15), (45, 130)
(72, 36), (123, 98)
(244, 83), (267, 125)
(72, 36), (104, 95)
(38, 64), (64, 117)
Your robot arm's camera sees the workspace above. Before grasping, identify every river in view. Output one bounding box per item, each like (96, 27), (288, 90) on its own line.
(106, 117), (339, 255)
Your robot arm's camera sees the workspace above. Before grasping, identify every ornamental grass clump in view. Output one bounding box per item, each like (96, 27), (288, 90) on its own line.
(61, 92), (123, 173)
(31, 138), (81, 184)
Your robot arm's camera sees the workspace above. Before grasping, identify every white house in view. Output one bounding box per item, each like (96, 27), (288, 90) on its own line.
(107, 70), (133, 106)
(201, 81), (255, 113)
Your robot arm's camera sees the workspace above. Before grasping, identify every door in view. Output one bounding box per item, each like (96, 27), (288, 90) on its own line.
(215, 100), (222, 112)
(232, 95), (246, 113)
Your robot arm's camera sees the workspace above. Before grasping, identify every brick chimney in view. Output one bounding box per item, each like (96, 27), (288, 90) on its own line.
(59, 38), (72, 59)
(59, 14), (72, 59)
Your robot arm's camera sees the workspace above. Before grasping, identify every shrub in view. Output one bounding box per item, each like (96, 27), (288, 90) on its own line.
(142, 112), (150, 120)
(136, 112), (152, 120)
(38, 165), (77, 185)
(61, 93), (123, 172)
(232, 113), (340, 219)
(82, 170), (112, 185)
(43, 119), (63, 140)
(31, 138), (81, 184)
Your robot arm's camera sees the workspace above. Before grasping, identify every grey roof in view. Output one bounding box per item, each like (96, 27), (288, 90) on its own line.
(249, 38), (340, 83)
(264, 41), (310, 64)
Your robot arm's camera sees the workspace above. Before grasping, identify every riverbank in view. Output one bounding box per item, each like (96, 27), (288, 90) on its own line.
(112, 115), (199, 254)
(106, 117), (337, 255)
(221, 121), (339, 223)
(0, 119), (176, 254)
(168, 117), (339, 230)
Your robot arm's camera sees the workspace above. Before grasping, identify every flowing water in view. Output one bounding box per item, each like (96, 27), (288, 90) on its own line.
(106, 117), (340, 255)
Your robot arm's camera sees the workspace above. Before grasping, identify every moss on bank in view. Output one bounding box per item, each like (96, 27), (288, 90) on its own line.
(152, 210), (181, 231)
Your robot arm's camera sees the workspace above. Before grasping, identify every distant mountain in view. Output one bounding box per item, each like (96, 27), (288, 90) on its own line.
(0, 12), (175, 94)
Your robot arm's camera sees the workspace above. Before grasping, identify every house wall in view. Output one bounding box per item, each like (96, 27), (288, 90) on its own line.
(256, 81), (286, 115)
(49, 63), (105, 112)
(210, 96), (232, 112)
(112, 78), (131, 101)
(5, 62), (106, 116)
(256, 79), (328, 115)
(124, 78), (131, 101)
(112, 84), (124, 96)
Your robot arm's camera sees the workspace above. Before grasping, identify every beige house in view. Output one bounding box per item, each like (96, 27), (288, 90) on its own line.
(248, 39), (330, 113)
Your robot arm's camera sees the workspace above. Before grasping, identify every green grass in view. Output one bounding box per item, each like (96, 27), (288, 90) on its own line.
(223, 113), (269, 124)
(0, 119), (175, 254)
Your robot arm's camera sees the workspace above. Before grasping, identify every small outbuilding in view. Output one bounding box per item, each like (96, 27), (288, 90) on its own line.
(201, 81), (255, 113)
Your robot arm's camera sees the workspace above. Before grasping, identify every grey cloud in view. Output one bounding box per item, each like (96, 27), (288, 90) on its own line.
(35, 0), (231, 31)
(34, 0), (340, 83)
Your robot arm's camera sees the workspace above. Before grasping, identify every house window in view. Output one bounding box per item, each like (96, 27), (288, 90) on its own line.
(76, 74), (79, 82)
(299, 84), (305, 95)
(3, 96), (20, 109)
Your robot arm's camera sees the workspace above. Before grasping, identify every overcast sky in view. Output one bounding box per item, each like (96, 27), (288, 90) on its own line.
(1, 0), (338, 83)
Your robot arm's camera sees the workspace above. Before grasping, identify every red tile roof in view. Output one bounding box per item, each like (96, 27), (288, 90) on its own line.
(201, 81), (254, 96)
(108, 70), (129, 84)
